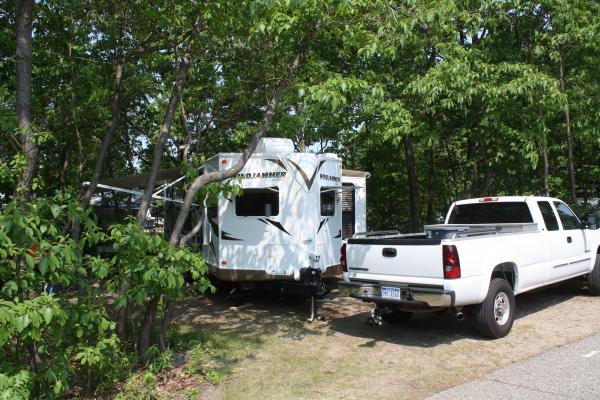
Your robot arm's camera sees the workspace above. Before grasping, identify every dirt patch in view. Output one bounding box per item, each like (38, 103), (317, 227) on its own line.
(173, 278), (600, 400)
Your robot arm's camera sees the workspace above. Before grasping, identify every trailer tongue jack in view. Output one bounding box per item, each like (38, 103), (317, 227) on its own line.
(300, 267), (326, 322)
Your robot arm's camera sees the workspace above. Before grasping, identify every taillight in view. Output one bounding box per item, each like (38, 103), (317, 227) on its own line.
(443, 245), (461, 279)
(340, 243), (347, 272)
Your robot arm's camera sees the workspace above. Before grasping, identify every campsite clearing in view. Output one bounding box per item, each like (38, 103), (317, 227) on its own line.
(164, 277), (600, 400)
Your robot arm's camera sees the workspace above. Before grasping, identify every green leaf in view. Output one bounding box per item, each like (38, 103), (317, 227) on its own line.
(48, 254), (59, 271)
(25, 254), (34, 269)
(167, 274), (176, 288)
(15, 314), (31, 333)
(42, 308), (53, 324)
(51, 205), (61, 219)
(39, 257), (48, 275)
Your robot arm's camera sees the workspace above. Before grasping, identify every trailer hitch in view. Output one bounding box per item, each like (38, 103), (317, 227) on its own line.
(365, 306), (391, 327)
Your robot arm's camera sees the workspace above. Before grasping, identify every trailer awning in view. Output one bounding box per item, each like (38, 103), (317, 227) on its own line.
(82, 168), (197, 206)
(96, 168), (182, 189)
(320, 185), (363, 193)
(342, 169), (371, 178)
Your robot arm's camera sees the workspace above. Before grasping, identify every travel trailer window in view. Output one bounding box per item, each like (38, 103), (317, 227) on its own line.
(235, 188), (279, 216)
(321, 189), (336, 216)
(341, 183), (355, 238)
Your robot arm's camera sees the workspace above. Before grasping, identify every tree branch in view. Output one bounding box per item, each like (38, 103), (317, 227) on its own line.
(168, 21), (321, 246)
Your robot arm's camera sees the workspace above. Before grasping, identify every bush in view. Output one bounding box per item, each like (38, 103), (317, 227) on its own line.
(114, 372), (158, 400)
(0, 367), (33, 400)
(0, 195), (212, 397)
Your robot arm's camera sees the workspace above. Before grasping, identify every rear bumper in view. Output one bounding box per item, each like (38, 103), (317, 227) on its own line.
(209, 264), (342, 282)
(338, 281), (454, 309)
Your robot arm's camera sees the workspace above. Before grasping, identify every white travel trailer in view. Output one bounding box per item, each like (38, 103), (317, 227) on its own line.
(202, 138), (368, 291)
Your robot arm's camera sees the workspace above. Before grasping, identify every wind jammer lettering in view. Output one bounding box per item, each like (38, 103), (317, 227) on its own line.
(320, 173), (340, 182)
(237, 171), (287, 179)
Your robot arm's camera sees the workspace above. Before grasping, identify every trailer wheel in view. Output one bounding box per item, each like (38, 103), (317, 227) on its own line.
(588, 257), (600, 296)
(473, 278), (515, 339)
(382, 310), (412, 324)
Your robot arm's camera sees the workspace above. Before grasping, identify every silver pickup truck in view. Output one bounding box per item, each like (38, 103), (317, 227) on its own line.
(339, 196), (600, 338)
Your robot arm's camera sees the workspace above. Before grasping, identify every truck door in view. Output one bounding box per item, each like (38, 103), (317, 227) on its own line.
(547, 201), (590, 282)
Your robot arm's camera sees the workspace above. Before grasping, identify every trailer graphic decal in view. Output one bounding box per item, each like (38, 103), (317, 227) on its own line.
(334, 230), (341, 238)
(237, 171), (287, 179)
(221, 231), (243, 241)
(265, 158), (288, 172)
(209, 240), (217, 260)
(208, 218), (219, 260)
(259, 218), (292, 236)
(317, 218), (329, 234)
(288, 159), (327, 190)
(208, 218), (219, 236)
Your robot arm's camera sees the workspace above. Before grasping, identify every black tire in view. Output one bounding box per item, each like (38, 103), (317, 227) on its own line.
(473, 278), (515, 339)
(382, 310), (413, 324)
(588, 257), (600, 296)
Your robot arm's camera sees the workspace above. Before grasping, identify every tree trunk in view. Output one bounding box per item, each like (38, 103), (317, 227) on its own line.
(68, 35), (85, 185)
(72, 53), (124, 241)
(138, 296), (159, 362)
(542, 146), (549, 197)
(168, 28), (316, 246)
(59, 146), (69, 194)
(136, 50), (192, 225)
(136, 16), (204, 225)
(179, 206), (205, 246)
(403, 135), (420, 232)
(115, 281), (130, 340)
(179, 99), (192, 162)
(158, 298), (173, 351)
(79, 54), (124, 209)
(558, 47), (577, 204)
(426, 147), (435, 224)
(26, 342), (42, 373)
(14, 0), (36, 201)
(534, 98), (550, 197)
(527, 41), (550, 197)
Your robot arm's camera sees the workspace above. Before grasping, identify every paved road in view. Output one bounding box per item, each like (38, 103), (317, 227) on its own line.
(428, 333), (600, 400)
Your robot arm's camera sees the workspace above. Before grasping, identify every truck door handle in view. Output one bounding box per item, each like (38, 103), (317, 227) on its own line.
(567, 236), (572, 243)
(382, 248), (397, 257)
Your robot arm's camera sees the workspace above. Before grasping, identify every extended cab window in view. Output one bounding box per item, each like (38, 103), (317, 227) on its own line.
(448, 202), (533, 224)
(235, 188), (279, 216)
(553, 201), (581, 230)
(537, 201), (559, 231)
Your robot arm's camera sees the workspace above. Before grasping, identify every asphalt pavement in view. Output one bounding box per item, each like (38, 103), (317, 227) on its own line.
(428, 333), (600, 400)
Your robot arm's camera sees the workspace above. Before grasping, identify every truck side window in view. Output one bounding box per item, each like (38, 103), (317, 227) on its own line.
(320, 189), (336, 216)
(235, 188), (279, 216)
(537, 201), (559, 231)
(553, 201), (581, 230)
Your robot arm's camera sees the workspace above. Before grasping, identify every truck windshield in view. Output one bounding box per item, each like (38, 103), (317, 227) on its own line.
(448, 202), (533, 224)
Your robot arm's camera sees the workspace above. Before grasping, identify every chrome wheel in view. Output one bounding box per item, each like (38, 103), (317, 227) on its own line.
(494, 292), (510, 326)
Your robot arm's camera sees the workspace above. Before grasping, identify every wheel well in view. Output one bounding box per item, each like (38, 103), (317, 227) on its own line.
(491, 262), (517, 290)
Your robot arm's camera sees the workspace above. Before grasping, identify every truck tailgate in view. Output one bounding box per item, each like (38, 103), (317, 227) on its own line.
(346, 238), (444, 279)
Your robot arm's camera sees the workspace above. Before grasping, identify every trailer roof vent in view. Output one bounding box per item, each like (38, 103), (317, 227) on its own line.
(255, 138), (295, 154)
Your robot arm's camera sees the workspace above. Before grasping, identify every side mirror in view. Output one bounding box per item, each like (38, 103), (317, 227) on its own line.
(582, 215), (598, 230)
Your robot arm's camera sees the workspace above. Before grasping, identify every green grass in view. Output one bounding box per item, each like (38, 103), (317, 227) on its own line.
(172, 324), (263, 384)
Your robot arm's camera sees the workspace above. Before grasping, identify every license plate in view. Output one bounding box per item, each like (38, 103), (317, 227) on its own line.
(381, 286), (401, 300)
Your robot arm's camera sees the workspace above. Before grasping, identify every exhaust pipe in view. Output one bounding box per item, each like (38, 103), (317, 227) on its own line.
(455, 310), (465, 321)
